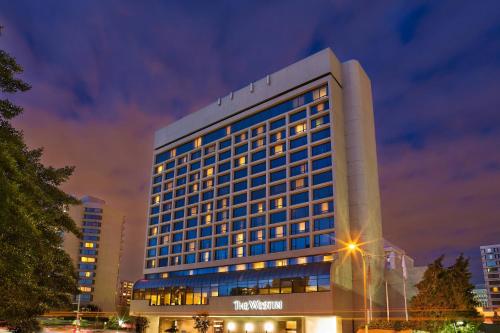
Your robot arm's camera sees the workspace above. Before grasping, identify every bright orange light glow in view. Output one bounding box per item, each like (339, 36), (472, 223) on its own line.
(348, 243), (358, 251)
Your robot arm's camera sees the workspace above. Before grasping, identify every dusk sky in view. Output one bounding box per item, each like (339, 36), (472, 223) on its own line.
(1, 1), (499, 283)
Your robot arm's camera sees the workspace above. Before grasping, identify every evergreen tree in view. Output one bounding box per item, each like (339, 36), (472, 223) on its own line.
(410, 255), (479, 332)
(0, 27), (80, 332)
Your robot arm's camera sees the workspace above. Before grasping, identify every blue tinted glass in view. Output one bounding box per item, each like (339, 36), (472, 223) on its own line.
(203, 127), (227, 145)
(270, 156), (286, 169)
(188, 194), (199, 204)
(270, 183), (286, 195)
(314, 232), (335, 247)
(172, 244), (182, 253)
(149, 216), (159, 225)
(312, 128), (330, 142)
(312, 114), (330, 128)
(177, 166), (187, 175)
(314, 216), (334, 230)
(218, 173), (230, 184)
(217, 186), (230, 196)
(204, 156), (215, 166)
(173, 221), (184, 230)
(269, 240), (286, 253)
(290, 135), (307, 149)
(270, 169), (286, 182)
(233, 206), (247, 217)
(312, 142), (331, 156)
(155, 151), (171, 164)
(233, 181), (247, 192)
(251, 149), (266, 162)
(291, 206), (309, 219)
(314, 201), (334, 215)
(250, 243), (265, 256)
(150, 206), (159, 215)
(186, 230), (197, 240)
(185, 253), (196, 264)
(165, 171), (174, 179)
(148, 238), (157, 246)
(199, 239), (212, 249)
(159, 246), (169, 255)
(160, 224), (170, 233)
(161, 214), (171, 223)
(312, 156), (332, 170)
(152, 186), (161, 194)
(234, 168), (248, 179)
(153, 175), (162, 184)
(313, 186), (333, 200)
(251, 162), (266, 174)
(251, 175), (266, 187)
(216, 236), (229, 247)
(270, 118), (285, 130)
(219, 161), (231, 172)
(290, 163), (307, 176)
(250, 215), (266, 227)
(219, 150), (231, 161)
(291, 192), (309, 205)
(215, 249), (228, 260)
(147, 248), (156, 257)
(191, 150), (201, 160)
(175, 199), (185, 208)
(219, 139), (231, 149)
(310, 101), (329, 115)
(202, 191), (214, 200)
(233, 193), (247, 205)
(165, 161), (175, 169)
(232, 220), (246, 231)
(190, 161), (201, 170)
(235, 144), (248, 155)
(290, 110), (307, 123)
(291, 236), (310, 250)
(290, 149), (308, 162)
(187, 218), (197, 228)
(176, 177), (186, 187)
(270, 211), (286, 224)
(200, 226), (212, 237)
(291, 221), (309, 234)
(173, 232), (183, 242)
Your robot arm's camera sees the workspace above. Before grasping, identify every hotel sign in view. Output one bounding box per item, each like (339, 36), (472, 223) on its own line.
(233, 299), (283, 311)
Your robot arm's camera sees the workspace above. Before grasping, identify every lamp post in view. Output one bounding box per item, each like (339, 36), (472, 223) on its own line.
(347, 242), (369, 333)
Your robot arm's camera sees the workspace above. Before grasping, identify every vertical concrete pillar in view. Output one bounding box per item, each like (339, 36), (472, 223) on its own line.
(145, 316), (160, 333)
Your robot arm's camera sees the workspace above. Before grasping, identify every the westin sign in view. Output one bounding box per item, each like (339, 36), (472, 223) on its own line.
(233, 300), (283, 311)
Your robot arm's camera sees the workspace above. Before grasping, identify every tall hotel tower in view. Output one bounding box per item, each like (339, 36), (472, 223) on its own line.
(63, 196), (125, 311)
(480, 244), (500, 308)
(131, 49), (384, 333)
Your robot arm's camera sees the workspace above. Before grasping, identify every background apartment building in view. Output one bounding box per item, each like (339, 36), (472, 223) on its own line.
(481, 244), (500, 308)
(63, 195), (125, 312)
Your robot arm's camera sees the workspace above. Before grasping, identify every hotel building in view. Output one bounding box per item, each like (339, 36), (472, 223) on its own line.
(63, 195), (125, 311)
(480, 244), (500, 308)
(130, 49), (384, 333)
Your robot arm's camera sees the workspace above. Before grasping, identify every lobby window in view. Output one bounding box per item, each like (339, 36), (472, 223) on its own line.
(314, 232), (335, 247)
(291, 236), (310, 250)
(270, 240), (286, 253)
(290, 123), (307, 136)
(250, 243), (266, 256)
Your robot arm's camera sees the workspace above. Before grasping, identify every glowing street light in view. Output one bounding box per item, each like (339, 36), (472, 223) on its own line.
(264, 322), (274, 333)
(227, 322), (236, 333)
(344, 241), (369, 333)
(244, 322), (254, 333)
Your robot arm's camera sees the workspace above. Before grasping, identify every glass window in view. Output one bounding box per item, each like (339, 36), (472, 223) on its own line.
(290, 149), (308, 162)
(312, 156), (332, 170)
(290, 192), (309, 205)
(250, 229), (265, 241)
(218, 173), (230, 184)
(235, 144), (248, 155)
(290, 123), (307, 136)
(251, 188), (266, 200)
(270, 211), (286, 224)
(172, 232), (183, 242)
(313, 186), (334, 200)
(219, 150), (231, 161)
(215, 249), (228, 260)
(233, 206), (247, 217)
(233, 193), (247, 205)
(270, 197), (286, 209)
(232, 232), (245, 245)
(314, 232), (335, 247)
(314, 216), (334, 230)
(171, 244), (182, 254)
(313, 201), (334, 215)
(202, 190), (214, 201)
(251, 202), (266, 214)
(252, 138), (266, 149)
(235, 156), (247, 167)
(269, 240), (286, 253)
(204, 156), (215, 166)
(186, 229), (197, 240)
(216, 223), (228, 234)
(270, 144), (285, 155)
(313, 171), (332, 185)
(291, 177), (308, 190)
(252, 125), (266, 137)
(290, 110), (307, 123)
(291, 236), (310, 250)
(251, 162), (266, 174)
(311, 114), (330, 128)
(233, 180), (247, 192)
(270, 183), (286, 195)
(185, 253), (196, 264)
(270, 118), (285, 130)
(310, 101), (329, 115)
(270, 225), (286, 238)
(251, 175), (266, 187)
(251, 149), (266, 162)
(200, 226), (212, 237)
(219, 139), (231, 149)
(312, 142), (331, 156)
(291, 206), (309, 219)
(290, 135), (307, 149)
(217, 186), (230, 196)
(290, 163), (308, 176)
(311, 128), (330, 142)
(270, 169), (286, 182)
(218, 161), (231, 173)
(199, 251), (211, 262)
(270, 156), (286, 169)
(191, 150), (201, 160)
(234, 168), (248, 180)
(232, 220), (246, 231)
(270, 130), (286, 143)
(234, 132), (248, 143)
(291, 221), (309, 234)
(250, 243), (266, 256)
(199, 239), (212, 250)
(250, 215), (266, 227)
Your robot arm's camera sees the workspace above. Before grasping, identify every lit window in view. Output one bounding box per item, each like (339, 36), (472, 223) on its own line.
(255, 138), (265, 147)
(226, 126), (231, 135)
(171, 149), (176, 157)
(255, 229), (264, 240)
(161, 235), (169, 244)
(253, 262), (265, 269)
(203, 214), (212, 224)
(189, 207), (198, 215)
(275, 226), (285, 238)
(297, 257), (307, 265)
(273, 144), (284, 155)
(235, 264), (246, 271)
(294, 123), (307, 134)
(205, 167), (214, 177)
(194, 137), (202, 148)
(235, 233), (244, 244)
(237, 156), (247, 166)
(235, 247), (244, 258)
(186, 242), (196, 252)
(313, 117), (325, 127)
(150, 259), (156, 268)
(165, 181), (173, 190)
(298, 222), (307, 233)
(150, 227), (158, 235)
(313, 86), (327, 100)
(191, 183), (199, 192)
(254, 125), (265, 135)
(218, 266), (228, 273)
(84, 271), (92, 277)
(155, 165), (163, 174)
(178, 156), (187, 164)
(276, 259), (287, 267)
(257, 202), (264, 213)
(79, 286), (92, 292)
(323, 255), (334, 262)
(320, 202), (329, 213)
(84, 243), (95, 248)
(153, 195), (160, 204)
(201, 251), (210, 262)
(161, 272), (169, 278)
(272, 197), (284, 209)
(315, 103), (325, 112)
(275, 131), (283, 140)
(220, 224), (228, 234)
(203, 179), (214, 188)
(81, 257), (96, 263)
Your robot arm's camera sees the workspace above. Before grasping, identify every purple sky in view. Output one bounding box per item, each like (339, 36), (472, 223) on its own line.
(1, 1), (499, 284)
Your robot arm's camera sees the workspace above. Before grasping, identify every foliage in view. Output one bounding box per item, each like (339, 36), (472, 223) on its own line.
(410, 254), (480, 332)
(368, 319), (416, 331)
(193, 314), (211, 333)
(0, 27), (80, 332)
(106, 315), (131, 329)
(135, 316), (149, 333)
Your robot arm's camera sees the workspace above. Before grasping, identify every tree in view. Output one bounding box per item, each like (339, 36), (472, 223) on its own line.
(135, 317), (149, 333)
(0, 27), (80, 332)
(193, 314), (211, 333)
(410, 254), (479, 332)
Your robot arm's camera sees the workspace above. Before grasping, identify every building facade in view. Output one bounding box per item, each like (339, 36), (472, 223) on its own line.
(480, 244), (500, 308)
(118, 280), (134, 307)
(472, 284), (489, 309)
(130, 49), (384, 333)
(63, 195), (125, 311)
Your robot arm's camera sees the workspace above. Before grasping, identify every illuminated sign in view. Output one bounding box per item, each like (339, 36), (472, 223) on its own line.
(233, 300), (283, 311)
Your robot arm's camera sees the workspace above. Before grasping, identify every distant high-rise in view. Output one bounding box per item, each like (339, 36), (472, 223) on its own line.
(63, 195), (125, 311)
(480, 244), (500, 308)
(472, 284), (489, 308)
(131, 49), (384, 333)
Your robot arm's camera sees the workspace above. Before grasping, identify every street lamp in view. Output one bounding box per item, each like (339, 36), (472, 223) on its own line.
(264, 322), (274, 333)
(347, 242), (369, 333)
